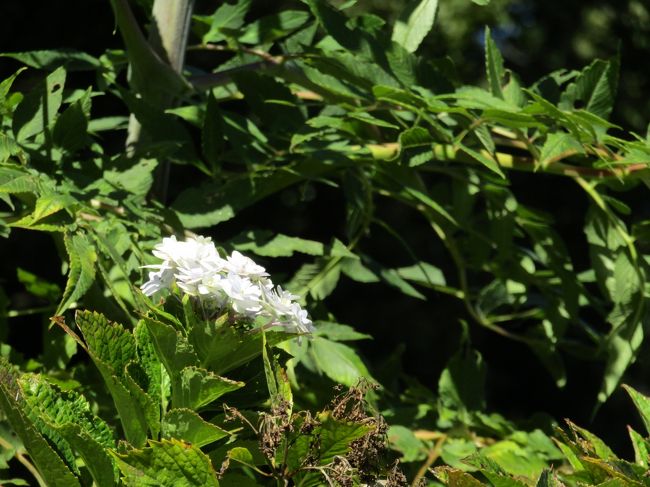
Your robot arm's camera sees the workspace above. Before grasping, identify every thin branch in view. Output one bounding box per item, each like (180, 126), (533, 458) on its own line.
(0, 436), (47, 487)
(412, 434), (447, 487)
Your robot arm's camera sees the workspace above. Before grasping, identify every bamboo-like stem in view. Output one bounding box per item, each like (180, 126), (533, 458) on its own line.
(364, 142), (650, 180)
(148, 0), (195, 203)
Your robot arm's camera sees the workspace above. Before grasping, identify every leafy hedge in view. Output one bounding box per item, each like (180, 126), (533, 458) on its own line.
(0, 0), (649, 485)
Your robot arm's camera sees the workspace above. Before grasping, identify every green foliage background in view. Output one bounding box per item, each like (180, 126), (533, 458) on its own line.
(0, 0), (649, 485)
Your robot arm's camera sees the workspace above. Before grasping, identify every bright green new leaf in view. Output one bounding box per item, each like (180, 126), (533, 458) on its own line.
(391, 0), (439, 53)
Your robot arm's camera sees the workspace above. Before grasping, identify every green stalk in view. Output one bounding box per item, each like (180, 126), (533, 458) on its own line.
(109, 0), (194, 201)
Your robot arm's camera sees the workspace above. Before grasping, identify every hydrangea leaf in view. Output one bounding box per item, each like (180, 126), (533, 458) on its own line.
(74, 311), (149, 446)
(188, 320), (291, 375)
(178, 366), (244, 410)
(114, 438), (220, 487)
(19, 375), (115, 478)
(162, 408), (230, 447)
(0, 360), (80, 487)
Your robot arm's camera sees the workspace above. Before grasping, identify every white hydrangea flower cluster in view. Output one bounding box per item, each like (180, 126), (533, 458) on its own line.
(141, 235), (314, 335)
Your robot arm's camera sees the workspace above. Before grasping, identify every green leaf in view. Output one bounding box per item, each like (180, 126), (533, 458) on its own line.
(0, 360), (81, 487)
(238, 10), (310, 44)
(17, 267), (61, 302)
(560, 57), (619, 119)
(388, 425), (426, 462)
(74, 311), (149, 447)
(623, 385), (650, 437)
(178, 366), (244, 410)
(52, 94), (90, 153)
(391, 0), (439, 53)
(318, 412), (373, 464)
(162, 409), (230, 447)
(203, 0), (252, 43)
(202, 92), (224, 170)
(57, 233), (97, 315)
(103, 159), (158, 197)
(230, 230), (324, 257)
(188, 319), (291, 375)
(0, 50), (100, 70)
(395, 262), (446, 287)
(13, 66), (66, 142)
(114, 439), (220, 487)
(309, 337), (371, 385)
(484, 27), (505, 98)
(314, 322), (371, 341)
(539, 133), (583, 168)
(627, 427), (650, 468)
(459, 145), (505, 178)
(438, 346), (486, 414)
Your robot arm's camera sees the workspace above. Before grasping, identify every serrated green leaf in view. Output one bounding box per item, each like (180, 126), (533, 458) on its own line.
(13, 67), (66, 142)
(162, 409), (229, 447)
(560, 57), (619, 119)
(178, 366), (244, 410)
(623, 385), (650, 437)
(485, 27), (505, 98)
(539, 133), (583, 168)
(114, 438), (220, 487)
(460, 145), (505, 178)
(188, 319), (291, 375)
(391, 0), (438, 53)
(0, 360), (81, 487)
(74, 311), (149, 446)
(57, 233), (97, 314)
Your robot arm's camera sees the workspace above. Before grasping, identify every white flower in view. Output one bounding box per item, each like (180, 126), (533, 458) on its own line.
(141, 234), (314, 336)
(288, 303), (314, 334)
(263, 286), (298, 317)
(225, 251), (269, 280)
(221, 273), (263, 317)
(141, 260), (176, 296)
